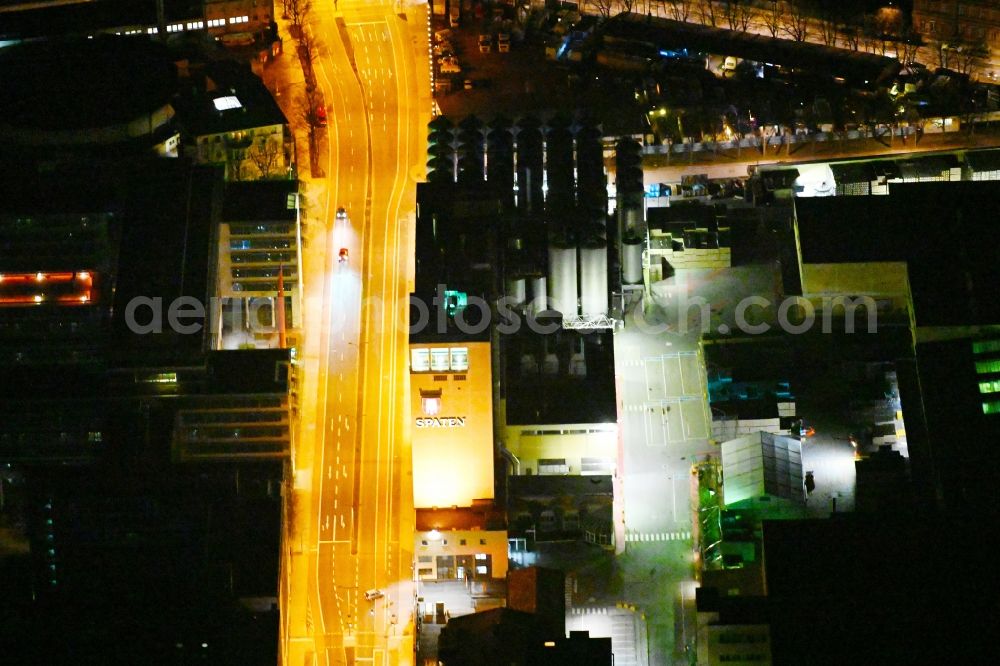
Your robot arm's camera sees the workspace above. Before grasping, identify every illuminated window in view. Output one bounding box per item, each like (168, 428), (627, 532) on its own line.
(980, 380), (1000, 394)
(430, 348), (450, 372)
(538, 458), (569, 475)
(984, 401), (1000, 415)
(141, 372), (177, 384)
(214, 95), (243, 111)
(411, 348), (430, 372)
(443, 289), (467, 316)
(476, 565), (488, 574)
(449, 347), (468, 371)
(420, 390), (441, 416)
(973, 340), (1000, 355)
(975, 360), (1000, 375)
(474, 553), (487, 560)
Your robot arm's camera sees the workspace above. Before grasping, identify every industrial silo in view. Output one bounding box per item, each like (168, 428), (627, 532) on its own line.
(579, 238), (608, 317)
(622, 231), (644, 285)
(547, 239), (578, 318)
(505, 277), (527, 307)
(528, 276), (547, 315)
(623, 206), (641, 229)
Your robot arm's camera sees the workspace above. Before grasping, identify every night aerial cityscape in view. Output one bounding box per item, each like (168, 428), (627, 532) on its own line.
(3, 0), (1000, 664)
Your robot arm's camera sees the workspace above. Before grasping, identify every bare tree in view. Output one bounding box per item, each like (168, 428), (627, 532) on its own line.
(297, 26), (319, 88)
(247, 135), (283, 179)
(783, 1), (809, 42)
(698, 0), (717, 27)
(299, 86), (324, 177)
(817, 7), (839, 47)
(761, 1), (782, 38)
(892, 25), (922, 65)
(225, 148), (245, 182)
(861, 14), (880, 54)
(722, 0), (735, 29)
(663, 0), (692, 22)
(722, 0), (754, 32)
(285, 0), (312, 31)
(589, 0), (615, 18)
(223, 132), (253, 181)
(841, 24), (861, 51)
(953, 39), (989, 77)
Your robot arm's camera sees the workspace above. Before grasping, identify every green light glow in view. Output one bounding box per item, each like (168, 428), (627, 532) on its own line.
(973, 340), (1000, 355)
(443, 290), (467, 317)
(975, 360), (1000, 375)
(979, 380), (1000, 394)
(983, 401), (1000, 415)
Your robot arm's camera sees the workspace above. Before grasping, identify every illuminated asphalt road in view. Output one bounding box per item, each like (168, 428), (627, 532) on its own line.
(284, 2), (427, 664)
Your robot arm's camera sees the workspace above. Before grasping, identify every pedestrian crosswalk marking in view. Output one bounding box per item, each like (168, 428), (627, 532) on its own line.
(570, 606), (610, 615)
(624, 530), (691, 543)
(622, 401), (703, 413)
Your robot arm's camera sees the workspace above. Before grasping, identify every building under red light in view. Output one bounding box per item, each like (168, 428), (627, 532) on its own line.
(0, 271), (97, 307)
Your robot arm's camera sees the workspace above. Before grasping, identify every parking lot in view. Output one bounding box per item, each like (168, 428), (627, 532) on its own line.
(431, 13), (643, 133)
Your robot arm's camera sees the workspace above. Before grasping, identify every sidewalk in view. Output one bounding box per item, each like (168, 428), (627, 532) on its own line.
(269, 12), (333, 666)
(635, 126), (1000, 183)
(606, 0), (999, 80)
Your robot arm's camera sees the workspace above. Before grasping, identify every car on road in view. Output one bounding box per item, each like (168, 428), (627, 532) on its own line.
(316, 104), (327, 127)
(336, 208), (349, 264)
(497, 33), (510, 53)
(478, 34), (492, 53)
(439, 57), (461, 74)
(364, 589), (384, 601)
